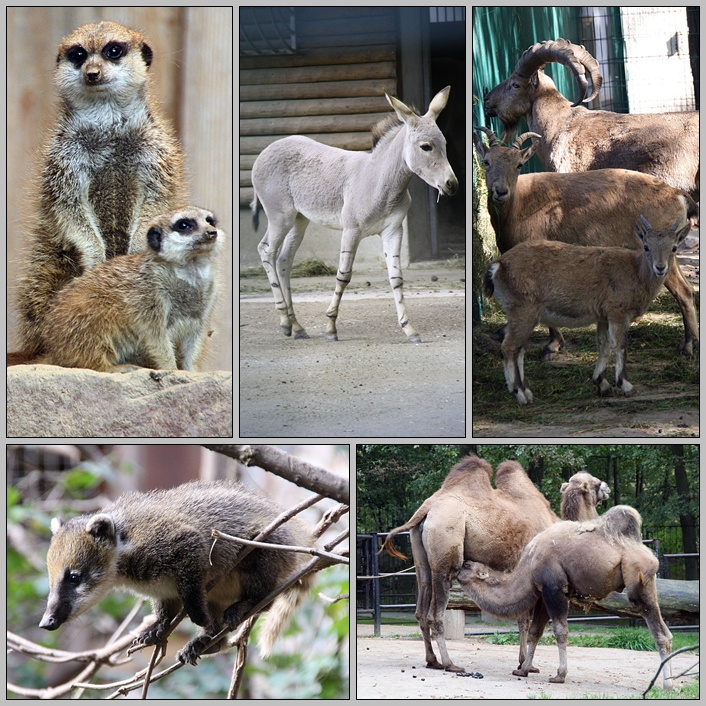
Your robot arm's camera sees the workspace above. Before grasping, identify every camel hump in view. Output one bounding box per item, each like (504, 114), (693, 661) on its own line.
(441, 454), (493, 489)
(599, 505), (643, 543)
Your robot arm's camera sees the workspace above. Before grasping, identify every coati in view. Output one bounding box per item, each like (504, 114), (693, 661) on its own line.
(38, 207), (223, 372)
(39, 480), (315, 665)
(14, 21), (186, 360)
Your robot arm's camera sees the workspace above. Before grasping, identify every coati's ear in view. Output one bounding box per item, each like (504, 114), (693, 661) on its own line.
(141, 42), (153, 68)
(147, 226), (163, 252)
(85, 514), (116, 543)
(50, 517), (65, 535)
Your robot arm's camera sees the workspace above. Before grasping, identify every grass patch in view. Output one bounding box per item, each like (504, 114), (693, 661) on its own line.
(483, 627), (698, 653)
(473, 292), (699, 425)
(240, 265), (266, 279)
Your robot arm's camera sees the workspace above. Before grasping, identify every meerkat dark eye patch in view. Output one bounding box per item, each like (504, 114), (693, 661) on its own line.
(66, 46), (88, 67)
(174, 218), (197, 233)
(103, 42), (127, 61)
(206, 215), (218, 227)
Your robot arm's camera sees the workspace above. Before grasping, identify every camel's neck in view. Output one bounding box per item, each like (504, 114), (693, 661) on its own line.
(458, 556), (539, 619)
(561, 497), (598, 522)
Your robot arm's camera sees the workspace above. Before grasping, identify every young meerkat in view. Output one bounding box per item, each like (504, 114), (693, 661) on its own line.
(39, 207), (223, 373)
(15, 21), (186, 359)
(39, 480), (316, 665)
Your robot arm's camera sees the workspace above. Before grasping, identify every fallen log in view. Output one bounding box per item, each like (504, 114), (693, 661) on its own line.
(449, 579), (699, 623)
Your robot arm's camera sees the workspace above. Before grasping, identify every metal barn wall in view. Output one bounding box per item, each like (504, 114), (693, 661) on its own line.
(6, 7), (233, 372)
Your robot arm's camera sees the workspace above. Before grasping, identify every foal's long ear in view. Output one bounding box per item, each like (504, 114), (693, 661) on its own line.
(426, 86), (450, 120)
(385, 91), (418, 128)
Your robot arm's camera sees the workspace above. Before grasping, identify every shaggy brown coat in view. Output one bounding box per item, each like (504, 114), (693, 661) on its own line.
(458, 506), (673, 689)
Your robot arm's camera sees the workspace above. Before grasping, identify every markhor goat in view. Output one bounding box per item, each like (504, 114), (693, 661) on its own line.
(484, 39), (699, 200)
(485, 216), (691, 405)
(473, 127), (699, 358)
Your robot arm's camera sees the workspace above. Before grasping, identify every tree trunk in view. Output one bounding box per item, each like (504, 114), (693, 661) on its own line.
(672, 445), (698, 580)
(460, 445), (475, 458)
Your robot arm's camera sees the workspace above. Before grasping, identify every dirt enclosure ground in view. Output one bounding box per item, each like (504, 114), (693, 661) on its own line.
(240, 267), (465, 437)
(357, 631), (698, 699)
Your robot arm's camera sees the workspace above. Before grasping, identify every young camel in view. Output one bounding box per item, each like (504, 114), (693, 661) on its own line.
(381, 455), (608, 673)
(560, 472), (610, 521)
(457, 506), (673, 689)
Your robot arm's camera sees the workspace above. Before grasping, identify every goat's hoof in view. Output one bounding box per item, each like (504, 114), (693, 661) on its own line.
(620, 382), (636, 397)
(512, 669), (529, 677)
(541, 348), (559, 361)
(293, 329), (309, 339)
(513, 389), (533, 405)
(595, 379), (612, 396)
(425, 661), (445, 670)
(408, 334), (422, 344)
(678, 339), (696, 356)
(326, 333), (338, 342)
(548, 675), (566, 684)
(280, 326), (292, 337)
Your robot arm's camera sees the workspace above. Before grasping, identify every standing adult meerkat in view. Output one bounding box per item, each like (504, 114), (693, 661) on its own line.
(39, 207), (224, 373)
(15, 21), (186, 359)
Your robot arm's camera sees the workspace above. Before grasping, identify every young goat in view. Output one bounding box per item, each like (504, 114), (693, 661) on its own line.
(485, 216), (690, 405)
(473, 126), (699, 358)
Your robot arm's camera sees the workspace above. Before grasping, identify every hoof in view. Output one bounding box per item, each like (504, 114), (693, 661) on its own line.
(444, 664), (467, 673)
(425, 661), (445, 670)
(595, 379), (612, 396)
(512, 669), (528, 677)
(408, 334), (422, 344)
(548, 675), (565, 684)
(678, 339), (696, 357)
(280, 326), (292, 337)
(293, 330), (309, 339)
(326, 333), (338, 342)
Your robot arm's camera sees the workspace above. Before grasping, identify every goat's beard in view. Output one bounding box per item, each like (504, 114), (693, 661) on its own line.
(498, 120), (520, 146)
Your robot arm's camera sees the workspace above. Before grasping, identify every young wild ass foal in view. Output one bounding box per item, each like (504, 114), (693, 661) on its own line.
(251, 87), (458, 343)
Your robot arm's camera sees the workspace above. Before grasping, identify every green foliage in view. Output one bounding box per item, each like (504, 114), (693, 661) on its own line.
(356, 445), (463, 532)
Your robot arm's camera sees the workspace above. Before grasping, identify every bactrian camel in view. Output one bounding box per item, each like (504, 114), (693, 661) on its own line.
(458, 506), (673, 689)
(381, 455), (608, 673)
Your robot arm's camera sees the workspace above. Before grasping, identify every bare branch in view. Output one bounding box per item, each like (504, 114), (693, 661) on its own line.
(202, 444), (349, 503)
(212, 529), (349, 565)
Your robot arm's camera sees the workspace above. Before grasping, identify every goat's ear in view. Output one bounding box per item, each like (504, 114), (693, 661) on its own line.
(472, 131), (487, 157)
(676, 223), (691, 243)
(520, 141), (538, 163)
(634, 215), (649, 243)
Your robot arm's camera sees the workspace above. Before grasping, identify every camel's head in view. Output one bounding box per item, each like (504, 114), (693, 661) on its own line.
(459, 560), (490, 582)
(561, 472), (610, 521)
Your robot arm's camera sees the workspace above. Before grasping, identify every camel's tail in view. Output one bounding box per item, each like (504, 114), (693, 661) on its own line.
(251, 191), (260, 232)
(380, 497), (435, 560)
(257, 571), (314, 657)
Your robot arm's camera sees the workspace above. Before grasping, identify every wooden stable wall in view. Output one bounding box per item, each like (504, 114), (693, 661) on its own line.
(6, 6), (233, 372)
(239, 7), (399, 207)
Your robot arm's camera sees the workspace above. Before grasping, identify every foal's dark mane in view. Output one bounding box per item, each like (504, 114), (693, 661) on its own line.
(371, 99), (421, 150)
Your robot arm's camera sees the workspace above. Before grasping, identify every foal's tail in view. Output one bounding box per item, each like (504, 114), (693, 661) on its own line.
(251, 190), (260, 232)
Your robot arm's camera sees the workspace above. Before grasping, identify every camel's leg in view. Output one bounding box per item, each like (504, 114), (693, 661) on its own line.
(409, 526), (443, 669)
(541, 581), (570, 684)
(514, 599), (548, 677)
(516, 605), (541, 673)
(428, 571), (465, 672)
(664, 260), (698, 356)
(276, 214), (311, 339)
(626, 573), (673, 690)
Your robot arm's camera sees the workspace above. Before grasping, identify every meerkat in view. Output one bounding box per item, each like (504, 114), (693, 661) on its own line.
(38, 207), (223, 373)
(39, 480), (315, 665)
(14, 21), (186, 359)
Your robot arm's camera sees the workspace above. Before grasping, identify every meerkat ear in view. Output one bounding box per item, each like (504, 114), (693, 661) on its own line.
(147, 226), (163, 252)
(141, 42), (153, 68)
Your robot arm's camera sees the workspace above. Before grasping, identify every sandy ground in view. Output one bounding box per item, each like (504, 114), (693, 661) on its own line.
(240, 268), (465, 437)
(356, 628), (699, 699)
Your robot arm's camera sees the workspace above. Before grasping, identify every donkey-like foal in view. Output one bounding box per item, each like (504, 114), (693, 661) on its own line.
(251, 87), (458, 343)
